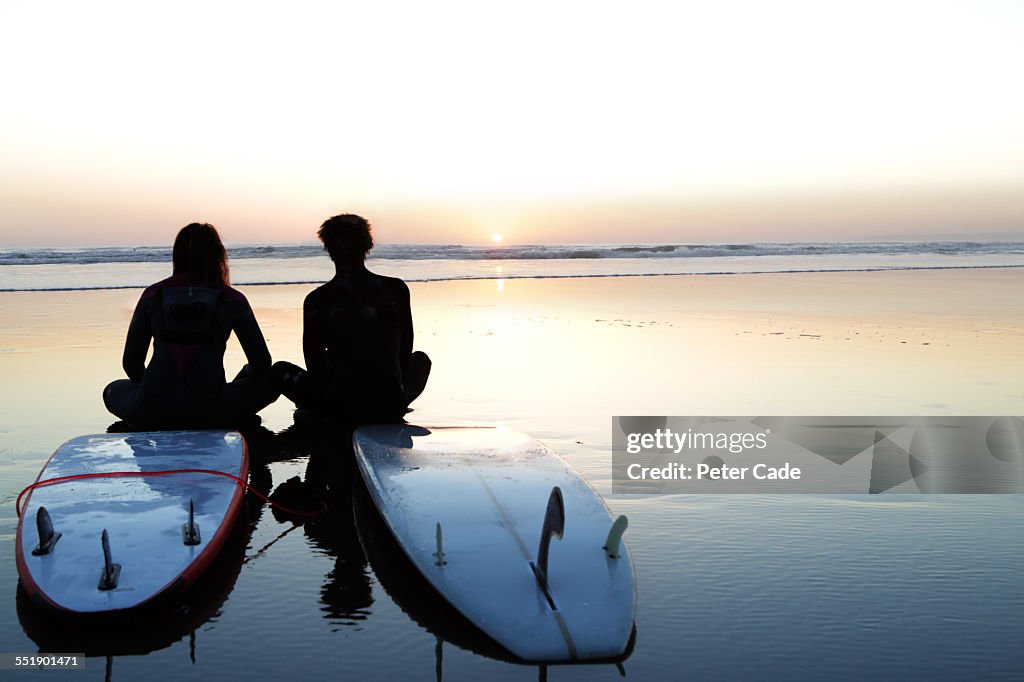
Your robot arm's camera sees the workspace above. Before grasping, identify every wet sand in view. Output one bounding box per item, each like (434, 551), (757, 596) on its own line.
(2, 268), (1021, 451)
(2, 268), (1024, 675)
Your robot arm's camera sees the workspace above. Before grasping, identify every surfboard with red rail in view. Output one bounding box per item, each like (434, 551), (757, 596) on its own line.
(15, 430), (248, 614)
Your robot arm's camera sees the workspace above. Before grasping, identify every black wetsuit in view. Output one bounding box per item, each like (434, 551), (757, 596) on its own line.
(276, 269), (430, 422)
(103, 274), (279, 428)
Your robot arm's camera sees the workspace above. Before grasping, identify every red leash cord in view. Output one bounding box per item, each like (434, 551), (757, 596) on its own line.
(16, 469), (324, 519)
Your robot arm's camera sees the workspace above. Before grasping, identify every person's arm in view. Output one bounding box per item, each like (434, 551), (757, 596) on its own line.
(302, 293), (329, 377)
(397, 281), (414, 385)
(234, 298), (272, 376)
(122, 297), (152, 382)
(398, 280), (413, 361)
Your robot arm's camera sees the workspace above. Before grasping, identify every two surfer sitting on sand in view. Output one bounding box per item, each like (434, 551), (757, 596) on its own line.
(102, 215), (430, 430)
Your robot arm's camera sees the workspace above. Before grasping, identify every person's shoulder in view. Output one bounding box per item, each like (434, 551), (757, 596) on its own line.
(370, 272), (410, 297)
(303, 282), (333, 307)
(220, 284), (248, 305)
(139, 274), (182, 302)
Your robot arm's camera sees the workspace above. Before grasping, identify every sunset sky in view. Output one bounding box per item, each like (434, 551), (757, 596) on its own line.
(1, 1), (1022, 246)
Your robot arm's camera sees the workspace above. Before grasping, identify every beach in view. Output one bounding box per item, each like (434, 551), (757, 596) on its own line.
(2, 268), (1024, 679)
(5, 0), (1024, 676)
(2, 267), (1022, 443)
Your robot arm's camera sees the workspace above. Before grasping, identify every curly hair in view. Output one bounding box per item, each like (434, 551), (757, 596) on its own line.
(318, 214), (374, 261)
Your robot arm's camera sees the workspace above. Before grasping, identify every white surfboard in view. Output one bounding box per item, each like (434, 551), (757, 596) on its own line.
(352, 425), (636, 662)
(16, 431), (248, 614)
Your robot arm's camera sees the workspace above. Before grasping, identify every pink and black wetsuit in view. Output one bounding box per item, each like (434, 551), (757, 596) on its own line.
(103, 274), (279, 428)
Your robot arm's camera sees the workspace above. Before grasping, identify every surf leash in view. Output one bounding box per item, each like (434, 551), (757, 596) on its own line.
(15, 469), (326, 519)
(242, 523), (304, 565)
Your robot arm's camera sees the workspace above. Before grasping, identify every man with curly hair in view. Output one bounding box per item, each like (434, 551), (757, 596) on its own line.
(275, 214), (431, 422)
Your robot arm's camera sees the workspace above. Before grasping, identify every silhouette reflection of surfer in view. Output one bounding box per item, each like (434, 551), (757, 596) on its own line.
(111, 426), (278, 537)
(273, 417), (373, 628)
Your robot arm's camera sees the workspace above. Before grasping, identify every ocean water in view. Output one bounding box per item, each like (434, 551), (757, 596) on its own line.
(1, 240), (1023, 291)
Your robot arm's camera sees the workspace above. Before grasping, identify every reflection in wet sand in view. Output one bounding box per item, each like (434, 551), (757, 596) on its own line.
(273, 419), (372, 630)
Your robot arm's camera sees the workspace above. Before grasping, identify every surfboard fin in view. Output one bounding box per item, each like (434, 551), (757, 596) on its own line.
(434, 522), (447, 566)
(98, 529), (121, 591)
(603, 515), (628, 559)
(32, 506), (62, 556)
(535, 486), (565, 590)
(182, 498), (202, 546)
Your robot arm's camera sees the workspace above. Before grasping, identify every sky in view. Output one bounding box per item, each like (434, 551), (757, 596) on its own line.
(1, 0), (1022, 246)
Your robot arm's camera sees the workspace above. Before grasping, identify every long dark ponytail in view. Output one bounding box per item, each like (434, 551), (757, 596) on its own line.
(172, 223), (230, 288)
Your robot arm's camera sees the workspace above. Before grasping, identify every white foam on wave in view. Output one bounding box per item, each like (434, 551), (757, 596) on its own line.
(2, 240), (1023, 267)
(1, 248), (1023, 292)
